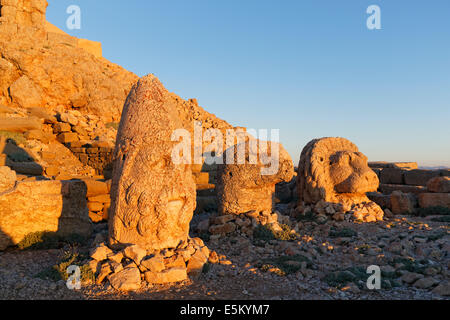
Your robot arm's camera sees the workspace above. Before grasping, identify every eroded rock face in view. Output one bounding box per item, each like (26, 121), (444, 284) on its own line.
(297, 137), (383, 222)
(0, 180), (92, 250)
(216, 140), (294, 215)
(0, 0), (138, 122)
(108, 75), (196, 251)
(0, 166), (16, 192)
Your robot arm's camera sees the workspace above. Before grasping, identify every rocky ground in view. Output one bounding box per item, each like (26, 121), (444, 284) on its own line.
(0, 209), (448, 300)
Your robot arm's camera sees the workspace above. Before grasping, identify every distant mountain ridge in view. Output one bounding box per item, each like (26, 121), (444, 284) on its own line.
(419, 166), (450, 170)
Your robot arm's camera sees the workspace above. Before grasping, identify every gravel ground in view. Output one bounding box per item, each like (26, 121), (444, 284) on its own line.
(0, 214), (448, 300)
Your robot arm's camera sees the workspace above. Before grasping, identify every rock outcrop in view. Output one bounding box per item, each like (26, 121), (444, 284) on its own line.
(108, 75), (196, 251)
(0, 179), (92, 250)
(296, 137), (384, 222)
(0, 0), (138, 122)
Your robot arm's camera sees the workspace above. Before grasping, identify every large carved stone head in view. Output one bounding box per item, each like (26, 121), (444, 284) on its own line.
(108, 75), (196, 251)
(217, 139), (294, 215)
(297, 137), (379, 205)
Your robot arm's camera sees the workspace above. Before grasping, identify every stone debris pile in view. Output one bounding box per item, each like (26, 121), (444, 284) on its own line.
(89, 238), (218, 290)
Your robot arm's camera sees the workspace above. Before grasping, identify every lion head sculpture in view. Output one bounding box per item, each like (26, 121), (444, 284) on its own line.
(296, 137), (383, 221)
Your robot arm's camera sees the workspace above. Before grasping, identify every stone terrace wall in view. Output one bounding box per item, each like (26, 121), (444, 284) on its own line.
(68, 142), (114, 179)
(368, 162), (450, 214)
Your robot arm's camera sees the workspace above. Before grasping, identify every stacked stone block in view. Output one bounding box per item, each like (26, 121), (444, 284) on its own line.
(368, 162), (450, 213)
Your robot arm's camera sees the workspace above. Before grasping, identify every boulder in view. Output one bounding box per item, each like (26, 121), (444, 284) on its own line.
(418, 193), (450, 209)
(432, 282), (450, 296)
(108, 75), (196, 251)
(0, 117), (42, 133)
(186, 250), (208, 278)
(0, 180), (92, 250)
(144, 267), (188, 284)
(9, 76), (43, 108)
(427, 176), (450, 193)
(80, 179), (109, 197)
(379, 168), (405, 185)
(390, 191), (416, 214)
(404, 169), (440, 186)
(367, 192), (391, 209)
(123, 245), (147, 265)
(141, 255), (165, 273)
(108, 267), (141, 291)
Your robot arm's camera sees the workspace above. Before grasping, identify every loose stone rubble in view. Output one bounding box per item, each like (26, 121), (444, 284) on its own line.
(88, 237), (213, 291)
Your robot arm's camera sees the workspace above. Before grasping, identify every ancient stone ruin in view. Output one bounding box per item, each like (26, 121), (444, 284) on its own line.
(202, 140), (295, 236)
(109, 74), (196, 251)
(0, 1), (449, 299)
(368, 162), (450, 215)
(93, 75), (212, 288)
(217, 140), (294, 216)
(296, 137), (384, 222)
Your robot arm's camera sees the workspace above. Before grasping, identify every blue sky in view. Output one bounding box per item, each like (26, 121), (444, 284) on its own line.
(47, 0), (450, 166)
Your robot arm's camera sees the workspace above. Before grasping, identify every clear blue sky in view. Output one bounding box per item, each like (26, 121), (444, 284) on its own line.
(47, 0), (450, 167)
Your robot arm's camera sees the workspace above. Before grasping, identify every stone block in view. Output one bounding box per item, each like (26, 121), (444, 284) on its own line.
(57, 132), (78, 144)
(391, 191), (417, 214)
(418, 193), (450, 209)
(427, 176), (450, 193)
(404, 169), (440, 186)
(144, 267), (187, 284)
(379, 168), (405, 185)
(0, 180), (92, 250)
(192, 172), (209, 185)
(379, 184), (427, 195)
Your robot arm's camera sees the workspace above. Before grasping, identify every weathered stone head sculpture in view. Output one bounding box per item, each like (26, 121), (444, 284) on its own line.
(297, 137), (383, 222)
(217, 140), (294, 215)
(108, 75), (196, 250)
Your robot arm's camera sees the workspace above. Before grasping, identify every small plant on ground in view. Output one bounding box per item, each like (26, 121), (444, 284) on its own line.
(324, 266), (401, 290)
(414, 206), (450, 217)
(430, 216), (450, 223)
(391, 257), (430, 274)
(328, 227), (357, 238)
(253, 225), (276, 242)
(296, 210), (317, 222)
(0, 131), (26, 145)
(197, 232), (210, 243)
(258, 254), (311, 276)
(17, 231), (88, 250)
(356, 244), (371, 254)
(253, 224), (298, 243)
(202, 263), (212, 274)
(34, 249), (95, 283)
(105, 122), (120, 130)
